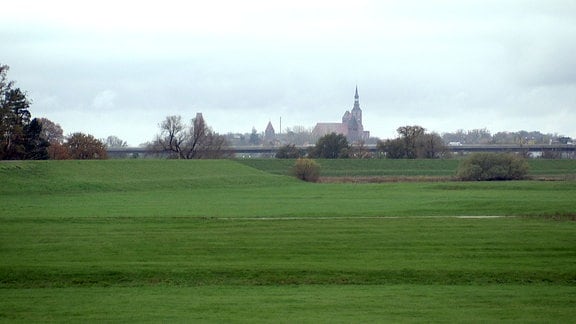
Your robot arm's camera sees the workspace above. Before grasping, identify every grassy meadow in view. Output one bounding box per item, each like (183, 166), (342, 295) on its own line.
(1, 159), (575, 322)
(238, 158), (576, 178)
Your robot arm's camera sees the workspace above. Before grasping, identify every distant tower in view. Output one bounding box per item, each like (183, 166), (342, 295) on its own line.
(351, 85), (362, 127)
(264, 121), (276, 144)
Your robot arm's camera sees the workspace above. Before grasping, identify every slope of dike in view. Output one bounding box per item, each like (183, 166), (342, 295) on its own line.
(0, 159), (298, 196)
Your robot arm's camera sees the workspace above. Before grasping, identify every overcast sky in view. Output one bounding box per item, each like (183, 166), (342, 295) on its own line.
(2, 0), (575, 145)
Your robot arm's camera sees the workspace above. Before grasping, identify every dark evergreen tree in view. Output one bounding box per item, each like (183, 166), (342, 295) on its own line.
(23, 118), (49, 160)
(1, 88), (32, 159)
(0, 64), (49, 160)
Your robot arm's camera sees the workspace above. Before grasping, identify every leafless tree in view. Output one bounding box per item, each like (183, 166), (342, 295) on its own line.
(151, 113), (230, 159)
(152, 115), (187, 158)
(104, 135), (128, 148)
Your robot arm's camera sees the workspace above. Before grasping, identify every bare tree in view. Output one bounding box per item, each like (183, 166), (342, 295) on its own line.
(151, 113), (230, 159)
(105, 135), (127, 148)
(153, 115), (187, 158)
(285, 125), (312, 145)
(183, 113), (207, 159)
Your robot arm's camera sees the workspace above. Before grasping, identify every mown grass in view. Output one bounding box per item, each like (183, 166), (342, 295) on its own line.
(1, 159), (575, 322)
(2, 217), (575, 287)
(2, 285), (575, 322)
(2, 160), (575, 219)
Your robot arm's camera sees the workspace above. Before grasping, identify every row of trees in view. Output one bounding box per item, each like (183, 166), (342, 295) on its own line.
(276, 126), (449, 160)
(442, 128), (570, 145)
(1, 64), (112, 160)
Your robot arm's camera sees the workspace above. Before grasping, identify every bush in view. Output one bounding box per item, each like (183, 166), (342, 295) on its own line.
(293, 158), (320, 182)
(276, 144), (303, 159)
(456, 153), (529, 181)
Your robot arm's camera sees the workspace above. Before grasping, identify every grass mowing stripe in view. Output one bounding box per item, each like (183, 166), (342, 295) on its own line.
(2, 285), (575, 322)
(2, 269), (574, 288)
(3, 180), (576, 218)
(2, 217), (575, 288)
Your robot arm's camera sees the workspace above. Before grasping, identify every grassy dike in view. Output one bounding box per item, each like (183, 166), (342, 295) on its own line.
(1, 159), (575, 322)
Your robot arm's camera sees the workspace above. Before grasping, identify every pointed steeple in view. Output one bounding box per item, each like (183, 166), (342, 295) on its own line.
(352, 85), (360, 110)
(350, 86), (362, 132)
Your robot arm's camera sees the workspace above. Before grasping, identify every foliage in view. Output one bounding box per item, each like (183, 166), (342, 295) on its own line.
(456, 153), (529, 181)
(47, 142), (70, 160)
(378, 125), (449, 159)
(377, 138), (405, 159)
(38, 117), (64, 144)
(23, 118), (49, 160)
(37, 117), (68, 159)
(0, 64), (49, 160)
(275, 143), (303, 158)
(65, 132), (108, 159)
(292, 158), (320, 182)
(150, 114), (230, 159)
(309, 132), (350, 159)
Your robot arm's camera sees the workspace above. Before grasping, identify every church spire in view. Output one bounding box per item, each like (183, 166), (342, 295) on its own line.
(353, 85), (360, 110)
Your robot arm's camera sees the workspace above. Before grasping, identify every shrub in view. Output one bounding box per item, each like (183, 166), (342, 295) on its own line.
(293, 158), (320, 182)
(276, 144), (303, 159)
(456, 153), (529, 181)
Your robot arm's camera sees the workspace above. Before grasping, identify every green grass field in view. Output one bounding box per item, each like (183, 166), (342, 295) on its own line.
(238, 158), (576, 178)
(1, 159), (575, 322)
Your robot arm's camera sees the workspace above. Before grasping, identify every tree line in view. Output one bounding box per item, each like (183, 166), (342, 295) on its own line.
(1, 64), (113, 160)
(276, 126), (449, 159)
(2, 62), (571, 161)
(441, 128), (570, 145)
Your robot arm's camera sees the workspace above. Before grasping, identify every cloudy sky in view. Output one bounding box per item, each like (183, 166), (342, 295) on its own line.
(2, 0), (575, 145)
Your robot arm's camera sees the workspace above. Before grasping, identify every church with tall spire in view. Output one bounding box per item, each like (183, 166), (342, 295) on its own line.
(312, 86), (370, 143)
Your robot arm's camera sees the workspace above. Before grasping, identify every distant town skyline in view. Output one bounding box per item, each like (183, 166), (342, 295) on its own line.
(2, 0), (575, 146)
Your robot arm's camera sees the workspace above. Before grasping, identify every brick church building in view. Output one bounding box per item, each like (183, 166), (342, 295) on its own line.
(312, 86), (370, 143)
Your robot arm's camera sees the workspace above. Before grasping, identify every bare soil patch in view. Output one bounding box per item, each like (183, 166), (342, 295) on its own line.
(319, 176), (455, 183)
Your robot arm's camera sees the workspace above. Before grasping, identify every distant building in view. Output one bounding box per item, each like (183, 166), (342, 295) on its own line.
(264, 121), (276, 144)
(312, 86), (370, 143)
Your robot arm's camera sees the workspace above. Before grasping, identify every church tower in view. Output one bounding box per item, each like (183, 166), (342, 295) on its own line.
(351, 85), (362, 127)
